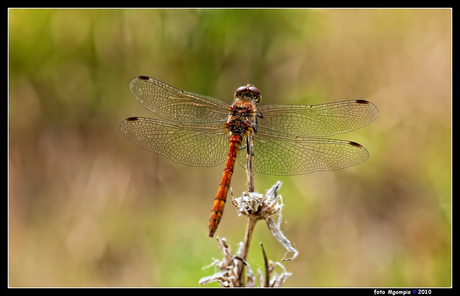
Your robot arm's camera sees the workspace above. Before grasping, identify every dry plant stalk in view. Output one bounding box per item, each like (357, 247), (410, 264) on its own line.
(236, 135), (256, 279)
(199, 136), (297, 287)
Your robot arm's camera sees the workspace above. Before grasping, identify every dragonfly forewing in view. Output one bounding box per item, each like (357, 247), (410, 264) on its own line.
(129, 76), (231, 123)
(258, 100), (379, 137)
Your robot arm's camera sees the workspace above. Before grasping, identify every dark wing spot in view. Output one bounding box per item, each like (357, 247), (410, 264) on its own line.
(355, 100), (369, 104)
(348, 141), (363, 148)
(138, 76), (150, 80)
(126, 117), (139, 121)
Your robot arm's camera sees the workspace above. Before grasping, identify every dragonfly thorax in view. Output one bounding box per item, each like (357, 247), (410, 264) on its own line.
(227, 101), (256, 136)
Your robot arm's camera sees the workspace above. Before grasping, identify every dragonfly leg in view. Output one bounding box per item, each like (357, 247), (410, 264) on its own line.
(246, 137), (255, 156)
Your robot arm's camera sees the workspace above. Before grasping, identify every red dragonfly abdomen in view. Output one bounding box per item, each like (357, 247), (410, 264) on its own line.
(209, 134), (242, 237)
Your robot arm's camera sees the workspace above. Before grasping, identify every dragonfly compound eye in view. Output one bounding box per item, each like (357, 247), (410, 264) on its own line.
(234, 86), (248, 96)
(248, 86), (261, 96)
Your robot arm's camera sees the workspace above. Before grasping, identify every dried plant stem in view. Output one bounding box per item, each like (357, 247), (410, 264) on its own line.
(235, 135), (257, 285)
(260, 243), (270, 287)
(246, 135), (255, 192)
(236, 214), (258, 283)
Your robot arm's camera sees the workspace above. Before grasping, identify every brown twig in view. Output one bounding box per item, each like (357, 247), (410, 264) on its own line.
(236, 135), (256, 285)
(246, 135), (255, 192)
(260, 243), (270, 287)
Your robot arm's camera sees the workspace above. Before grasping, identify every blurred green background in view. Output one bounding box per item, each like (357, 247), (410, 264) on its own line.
(9, 9), (451, 287)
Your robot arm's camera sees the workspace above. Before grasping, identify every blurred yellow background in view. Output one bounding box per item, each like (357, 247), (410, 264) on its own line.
(9, 8), (451, 287)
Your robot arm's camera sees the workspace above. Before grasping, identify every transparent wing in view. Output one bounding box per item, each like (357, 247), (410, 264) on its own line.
(258, 100), (379, 137)
(237, 132), (369, 176)
(120, 117), (230, 167)
(129, 76), (231, 123)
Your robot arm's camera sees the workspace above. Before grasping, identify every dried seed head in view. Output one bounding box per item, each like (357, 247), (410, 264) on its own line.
(232, 181), (283, 219)
(200, 182), (297, 287)
(233, 181), (298, 261)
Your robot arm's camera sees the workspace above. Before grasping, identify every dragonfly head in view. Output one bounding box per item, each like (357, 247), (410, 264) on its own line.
(234, 84), (262, 105)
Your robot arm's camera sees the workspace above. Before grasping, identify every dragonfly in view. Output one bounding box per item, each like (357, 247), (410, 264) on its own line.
(120, 76), (379, 237)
